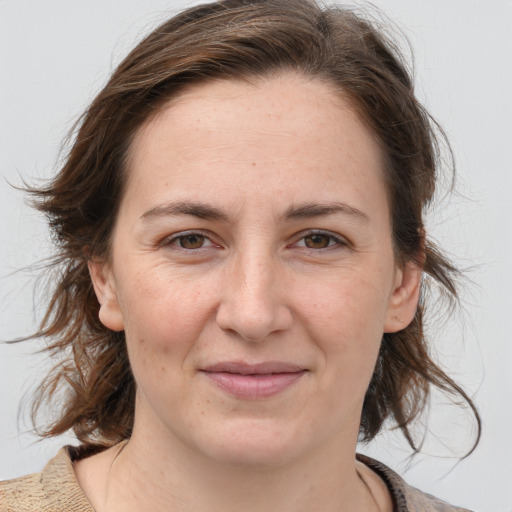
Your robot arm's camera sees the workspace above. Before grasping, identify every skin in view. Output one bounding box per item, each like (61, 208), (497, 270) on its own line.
(79, 73), (421, 512)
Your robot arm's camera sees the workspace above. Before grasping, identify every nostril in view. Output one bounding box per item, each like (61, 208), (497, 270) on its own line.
(215, 301), (292, 342)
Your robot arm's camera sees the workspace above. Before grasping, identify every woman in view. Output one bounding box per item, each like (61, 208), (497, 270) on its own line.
(0, 0), (480, 510)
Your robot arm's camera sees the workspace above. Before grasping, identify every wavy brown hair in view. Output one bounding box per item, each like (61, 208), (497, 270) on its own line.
(25, 0), (480, 451)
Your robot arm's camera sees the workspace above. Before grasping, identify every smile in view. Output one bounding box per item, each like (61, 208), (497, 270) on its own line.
(200, 362), (307, 399)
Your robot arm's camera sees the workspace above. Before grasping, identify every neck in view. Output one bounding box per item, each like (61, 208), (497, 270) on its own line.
(102, 422), (379, 512)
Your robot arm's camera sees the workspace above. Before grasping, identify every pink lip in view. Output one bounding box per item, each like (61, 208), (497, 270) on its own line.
(200, 361), (307, 399)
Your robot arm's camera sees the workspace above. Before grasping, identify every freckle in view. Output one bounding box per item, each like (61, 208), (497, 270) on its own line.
(139, 338), (145, 344)
(160, 366), (165, 372)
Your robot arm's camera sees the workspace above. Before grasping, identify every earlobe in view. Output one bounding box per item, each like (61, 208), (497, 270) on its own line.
(384, 262), (422, 333)
(88, 260), (125, 332)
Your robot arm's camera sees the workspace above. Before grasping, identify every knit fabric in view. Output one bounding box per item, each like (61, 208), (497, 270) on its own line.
(356, 454), (474, 512)
(0, 448), (93, 512)
(1, 447), (474, 511)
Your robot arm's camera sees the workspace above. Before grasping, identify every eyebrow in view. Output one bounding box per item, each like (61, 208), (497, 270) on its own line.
(283, 201), (369, 223)
(140, 200), (369, 224)
(141, 201), (230, 222)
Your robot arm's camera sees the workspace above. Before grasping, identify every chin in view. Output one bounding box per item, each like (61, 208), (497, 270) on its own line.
(195, 418), (308, 469)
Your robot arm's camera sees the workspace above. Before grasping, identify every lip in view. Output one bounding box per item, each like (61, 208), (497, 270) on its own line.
(200, 361), (307, 399)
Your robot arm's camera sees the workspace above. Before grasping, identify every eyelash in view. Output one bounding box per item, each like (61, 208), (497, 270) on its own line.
(163, 230), (218, 250)
(291, 231), (348, 251)
(162, 230), (348, 252)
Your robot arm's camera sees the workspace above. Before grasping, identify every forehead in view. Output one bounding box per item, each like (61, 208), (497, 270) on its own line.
(123, 73), (387, 220)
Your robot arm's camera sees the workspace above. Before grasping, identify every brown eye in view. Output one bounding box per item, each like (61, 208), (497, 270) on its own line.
(178, 234), (206, 249)
(304, 234), (332, 249)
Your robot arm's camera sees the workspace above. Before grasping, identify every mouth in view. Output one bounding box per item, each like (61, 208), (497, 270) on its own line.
(200, 361), (307, 399)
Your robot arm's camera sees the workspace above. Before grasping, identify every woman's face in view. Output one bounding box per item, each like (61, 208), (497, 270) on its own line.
(91, 73), (420, 467)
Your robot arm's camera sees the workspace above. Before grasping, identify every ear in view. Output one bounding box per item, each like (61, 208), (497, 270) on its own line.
(384, 261), (422, 333)
(88, 260), (125, 332)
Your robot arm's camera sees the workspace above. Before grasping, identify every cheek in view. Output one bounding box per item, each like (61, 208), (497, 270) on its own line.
(294, 270), (390, 392)
(296, 270), (391, 344)
(116, 267), (217, 371)
(117, 279), (211, 420)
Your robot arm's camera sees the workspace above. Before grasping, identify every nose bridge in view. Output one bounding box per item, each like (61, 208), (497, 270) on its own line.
(216, 243), (291, 341)
(238, 246), (272, 299)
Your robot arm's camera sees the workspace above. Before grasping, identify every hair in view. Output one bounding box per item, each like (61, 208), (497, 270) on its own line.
(25, 0), (480, 452)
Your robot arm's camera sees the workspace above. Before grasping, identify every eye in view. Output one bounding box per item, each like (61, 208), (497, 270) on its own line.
(166, 232), (217, 250)
(294, 231), (346, 250)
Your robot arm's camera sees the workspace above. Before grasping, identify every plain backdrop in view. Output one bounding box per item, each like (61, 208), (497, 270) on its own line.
(1, 1), (511, 510)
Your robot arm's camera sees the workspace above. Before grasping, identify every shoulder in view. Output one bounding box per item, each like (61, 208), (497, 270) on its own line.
(0, 471), (45, 512)
(357, 454), (474, 512)
(0, 447), (94, 512)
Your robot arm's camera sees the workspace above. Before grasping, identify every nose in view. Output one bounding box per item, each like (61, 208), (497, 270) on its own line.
(215, 250), (293, 342)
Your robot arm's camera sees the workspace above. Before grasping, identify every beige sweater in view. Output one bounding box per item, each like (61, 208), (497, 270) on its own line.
(0, 448), (474, 512)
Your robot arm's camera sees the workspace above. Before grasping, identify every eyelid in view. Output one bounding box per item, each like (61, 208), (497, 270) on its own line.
(161, 230), (220, 249)
(290, 229), (349, 249)
(159, 228), (348, 251)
